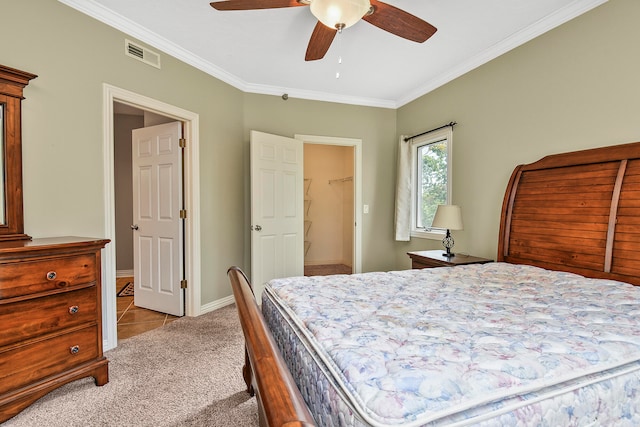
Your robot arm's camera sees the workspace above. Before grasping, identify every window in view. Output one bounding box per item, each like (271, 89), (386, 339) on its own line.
(410, 127), (452, 238)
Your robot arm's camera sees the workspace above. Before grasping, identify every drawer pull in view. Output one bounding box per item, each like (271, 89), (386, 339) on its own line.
(69, 305), (79, 314)
(70, 345), (80, 355)
(46, 271), (57, 281)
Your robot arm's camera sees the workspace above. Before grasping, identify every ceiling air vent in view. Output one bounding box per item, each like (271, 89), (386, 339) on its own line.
(125, 39), (161, 69)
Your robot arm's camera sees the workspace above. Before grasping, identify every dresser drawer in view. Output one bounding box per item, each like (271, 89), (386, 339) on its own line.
(0, 324), (100, 395)
(0, 253), (96, 299)
(0, 287), (98, 347)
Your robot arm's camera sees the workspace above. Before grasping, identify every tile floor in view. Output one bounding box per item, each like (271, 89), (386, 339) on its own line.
(116, 277), (179, 340)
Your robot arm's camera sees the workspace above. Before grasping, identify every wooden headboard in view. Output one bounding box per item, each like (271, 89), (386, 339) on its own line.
(498, 141), (640, 285)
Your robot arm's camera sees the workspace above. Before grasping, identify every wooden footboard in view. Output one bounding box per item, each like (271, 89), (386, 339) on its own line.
(227, 266), (316, 427)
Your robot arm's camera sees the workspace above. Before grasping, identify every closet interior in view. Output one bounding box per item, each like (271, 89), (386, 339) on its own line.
(303, 144), (354, 276)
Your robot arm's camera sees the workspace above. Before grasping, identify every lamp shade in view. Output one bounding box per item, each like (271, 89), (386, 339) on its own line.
(431, 205), (463, 230)
(310, 0), (371, 30)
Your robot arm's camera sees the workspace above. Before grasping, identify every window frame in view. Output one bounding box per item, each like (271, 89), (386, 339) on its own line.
(409, 127), (453, 239)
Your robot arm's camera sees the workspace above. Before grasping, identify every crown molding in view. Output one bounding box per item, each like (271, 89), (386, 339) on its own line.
(58, 0), (246, 90)
(397, 0), (608, 107)
(59, 0), (607, 109)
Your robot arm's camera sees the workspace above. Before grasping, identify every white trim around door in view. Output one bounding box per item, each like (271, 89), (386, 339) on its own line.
(102, 84), (201, 351)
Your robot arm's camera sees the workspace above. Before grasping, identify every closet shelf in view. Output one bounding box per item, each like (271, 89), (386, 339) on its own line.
(304, 178), (311, 257)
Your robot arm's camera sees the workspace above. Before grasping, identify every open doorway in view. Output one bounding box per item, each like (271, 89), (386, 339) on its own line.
(249, 132), (362, 300)
(303, 144), (354, 276)
(113, 106), (184, 338)
(296, 134), (363, 275)
(113, 103), (175, 280)
(102, 84), (201, 351)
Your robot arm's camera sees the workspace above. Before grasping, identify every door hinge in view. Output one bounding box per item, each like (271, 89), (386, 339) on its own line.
(180, 209), (187, 219)
(179, 138), (186, 148)
(181, 279), (188, 289)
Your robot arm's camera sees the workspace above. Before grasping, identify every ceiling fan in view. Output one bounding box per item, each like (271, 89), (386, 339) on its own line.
(210, 0), (437, 61)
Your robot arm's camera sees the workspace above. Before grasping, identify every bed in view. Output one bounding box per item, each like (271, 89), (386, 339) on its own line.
(228, 141), (640, 426)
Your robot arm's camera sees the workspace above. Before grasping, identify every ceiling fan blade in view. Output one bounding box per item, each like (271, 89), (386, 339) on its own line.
(210, 0), (307, 11)
(363, 0), (437, 43)
(305, 22), (337, 61)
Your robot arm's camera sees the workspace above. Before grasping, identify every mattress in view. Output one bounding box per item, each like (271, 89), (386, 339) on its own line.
(262, 263), (640, 426)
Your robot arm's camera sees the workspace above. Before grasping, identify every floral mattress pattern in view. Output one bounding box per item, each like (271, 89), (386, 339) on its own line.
(263, 263), (640, 426)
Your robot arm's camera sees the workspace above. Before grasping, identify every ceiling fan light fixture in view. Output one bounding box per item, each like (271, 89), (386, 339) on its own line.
(310, 0), (371, 30)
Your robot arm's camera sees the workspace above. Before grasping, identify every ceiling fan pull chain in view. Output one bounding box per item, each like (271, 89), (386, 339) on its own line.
(336, 27), (343, 79)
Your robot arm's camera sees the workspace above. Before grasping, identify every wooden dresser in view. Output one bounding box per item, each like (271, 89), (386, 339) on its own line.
(0, 237), (110, 422)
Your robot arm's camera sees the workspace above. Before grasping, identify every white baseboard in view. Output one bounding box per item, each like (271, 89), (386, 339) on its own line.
(116, 269), (134, 278)
(199, 294), (235, 314)
(113, 269), (234, 316)
(304, 260), (351, 267)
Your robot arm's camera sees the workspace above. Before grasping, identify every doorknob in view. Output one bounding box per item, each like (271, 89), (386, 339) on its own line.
(131, 224), (139, 230)
(252, 225), (262, 231)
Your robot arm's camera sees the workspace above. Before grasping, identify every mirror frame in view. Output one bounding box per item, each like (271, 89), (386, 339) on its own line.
(0, 65), (37, 241)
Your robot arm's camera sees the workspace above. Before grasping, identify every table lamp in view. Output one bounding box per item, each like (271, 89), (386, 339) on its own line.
(431, 204), (463, 257)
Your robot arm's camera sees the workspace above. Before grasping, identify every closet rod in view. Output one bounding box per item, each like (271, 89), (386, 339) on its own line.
(328, 176), (353, 184)
(404, 121), (457, 142)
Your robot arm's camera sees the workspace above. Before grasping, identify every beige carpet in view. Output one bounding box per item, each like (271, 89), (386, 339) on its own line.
(4, 305), (258, 427)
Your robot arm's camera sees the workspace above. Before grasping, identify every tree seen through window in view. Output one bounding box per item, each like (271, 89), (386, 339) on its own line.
(416, 140), (447, 229)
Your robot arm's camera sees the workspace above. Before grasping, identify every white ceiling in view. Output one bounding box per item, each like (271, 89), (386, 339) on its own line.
(61, 0), (606, 108)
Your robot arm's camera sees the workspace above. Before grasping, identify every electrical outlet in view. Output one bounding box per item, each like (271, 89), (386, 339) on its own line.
(363, 204), (369, 214)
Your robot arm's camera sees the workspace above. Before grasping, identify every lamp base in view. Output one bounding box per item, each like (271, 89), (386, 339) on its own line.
(441, 229), (456, 258)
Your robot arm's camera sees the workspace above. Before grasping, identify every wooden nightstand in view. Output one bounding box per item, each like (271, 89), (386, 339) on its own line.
(408, 250), (493, 269)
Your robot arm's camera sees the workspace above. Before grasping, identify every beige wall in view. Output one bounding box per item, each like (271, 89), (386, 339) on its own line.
(1, 0), (245, 305)
(3, 0), (639, 309)
(395, 0), (640, 268)
(243, 93), (398, 272)
(1, 0), (398, 309)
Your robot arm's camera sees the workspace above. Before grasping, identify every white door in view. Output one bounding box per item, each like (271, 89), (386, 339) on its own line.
(132, 121), (184, 316)
(250, 131), (304, 302)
